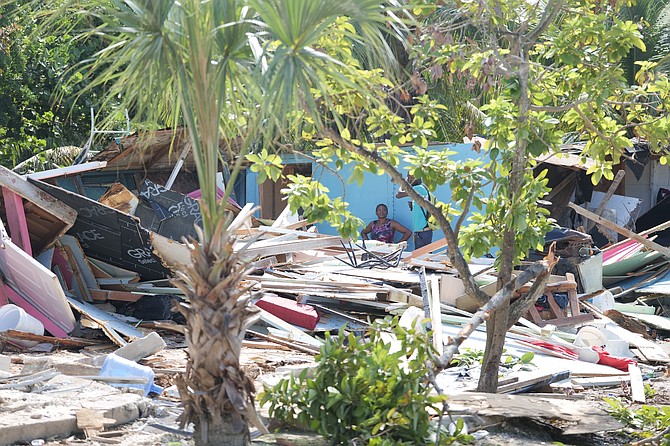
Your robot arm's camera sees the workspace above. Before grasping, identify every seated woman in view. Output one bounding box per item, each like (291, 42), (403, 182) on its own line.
(361, 203), (412, 244)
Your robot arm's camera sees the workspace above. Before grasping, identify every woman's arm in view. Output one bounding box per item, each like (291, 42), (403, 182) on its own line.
(361, 222), (373, 240)
(391, 220), (412, 242)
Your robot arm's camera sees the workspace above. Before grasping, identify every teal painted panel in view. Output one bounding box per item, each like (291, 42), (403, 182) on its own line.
(245, 142), (489, 250)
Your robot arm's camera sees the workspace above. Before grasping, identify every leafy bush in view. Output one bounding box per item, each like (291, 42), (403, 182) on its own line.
(260, 317), (473, 445)
(605, 396), (670, 443)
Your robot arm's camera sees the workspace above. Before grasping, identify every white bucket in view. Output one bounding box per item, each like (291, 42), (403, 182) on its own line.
(574, 325), (607, 348)
(0, 304), (45, 348)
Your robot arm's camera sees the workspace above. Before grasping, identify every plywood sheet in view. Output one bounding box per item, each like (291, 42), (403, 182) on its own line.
(0, 166), (76, 254)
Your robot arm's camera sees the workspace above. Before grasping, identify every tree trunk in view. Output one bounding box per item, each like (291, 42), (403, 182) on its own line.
(194, 418), (250, 446)
(477, 35), (532, 392)
(477, 301), (508, 391)
(172, 206), (261, 446)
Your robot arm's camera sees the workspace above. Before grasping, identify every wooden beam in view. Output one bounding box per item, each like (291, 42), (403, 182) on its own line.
(2, 189), (32, 255)
(241, 236), (343, 259)
(568, 202), (670, 260)
(402, 237), (447, 261)
(89, 289), (143, 302)
(1, 329), (98, 347)
(546, 171), (577, 202)
(0, 166), (76, 226)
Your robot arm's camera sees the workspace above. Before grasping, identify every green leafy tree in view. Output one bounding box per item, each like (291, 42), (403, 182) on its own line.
(252, 0), (670, 394)
(262, 318), (473, 445)
(0, 0), (105, 168)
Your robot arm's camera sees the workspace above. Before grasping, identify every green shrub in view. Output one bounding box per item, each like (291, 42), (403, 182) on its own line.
(605, 396), (670, 443)
(260, 317), (473, 445)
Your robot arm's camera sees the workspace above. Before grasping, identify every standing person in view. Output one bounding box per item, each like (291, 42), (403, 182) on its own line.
(396, 174), (434, 249)
(361, 203), (412, 243)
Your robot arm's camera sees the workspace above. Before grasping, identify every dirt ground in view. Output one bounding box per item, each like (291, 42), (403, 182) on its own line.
(4, 331), (669, 446)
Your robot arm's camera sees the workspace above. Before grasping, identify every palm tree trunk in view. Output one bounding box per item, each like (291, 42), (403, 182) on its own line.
(172, 206), (260, 446)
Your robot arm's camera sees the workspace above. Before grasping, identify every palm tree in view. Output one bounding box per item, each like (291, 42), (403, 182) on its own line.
(620, 0), (670, 81)
(30, 1), (406, 444)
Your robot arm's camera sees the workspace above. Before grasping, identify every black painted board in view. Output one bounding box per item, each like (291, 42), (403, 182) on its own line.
(30, 179), (171, 281)
(139, 179), (202, 239)
(636, 193), (670, 246)
(134, 200), (163, 233)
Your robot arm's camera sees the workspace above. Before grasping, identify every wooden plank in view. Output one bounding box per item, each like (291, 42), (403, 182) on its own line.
(0, 167), (76, 254)
(258, 308), (323, 348)
(88, 258), (140, 280)
(497, 370), (571, 394)
(25, 161), (107, 180)
(0, 329), (98, 347)
(257, 226), (319, 238)
(253, 276), (386, 291)
(571, 376), (630, 388)
(59, 236), (97, 302)
(605, 218), (670, 252)
(0, 166), (76, 225)
(247, 329), (318, 355)
(99, 182), (139, 215)
(2, 189), (32, 255)
(429, 275), (443, 355)
(628, 363), (645, 403)
(402, 237), (447, 261)
(241, 236), (343, 259)
(568, 202), (670, 259)
(89, 289), (143, 303)
(405, 258), (456, 272)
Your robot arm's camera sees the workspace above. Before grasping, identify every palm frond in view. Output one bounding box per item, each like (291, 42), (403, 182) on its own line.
(12, 146), (83, 174)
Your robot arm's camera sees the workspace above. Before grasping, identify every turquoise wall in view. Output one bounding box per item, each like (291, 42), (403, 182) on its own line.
(246, 142), (486, 250)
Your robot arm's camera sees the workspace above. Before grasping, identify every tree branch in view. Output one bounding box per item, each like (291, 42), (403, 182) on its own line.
(434, 253), (555, 369)
(323, 129), (490, 305)
(526, 0), (565, 43)
(529, 97), (589, 113)
(454, 186), (476, 238)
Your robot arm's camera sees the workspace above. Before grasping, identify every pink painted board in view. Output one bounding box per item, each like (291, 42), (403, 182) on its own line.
(602, 239), (640, 263)
(52, 246), (74, 291)
(0, 286), (68, 337)
(2, 189), (32, 256)
(603, 242), (643, 266)
(0, 283), (8, 306)
(0, 225), (75, 335)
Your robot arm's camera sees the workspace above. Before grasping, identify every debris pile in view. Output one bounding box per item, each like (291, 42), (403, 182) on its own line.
(1, 139), (670, 444)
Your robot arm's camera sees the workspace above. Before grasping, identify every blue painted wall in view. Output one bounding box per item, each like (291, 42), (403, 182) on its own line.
(246, 142), (486, 250)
